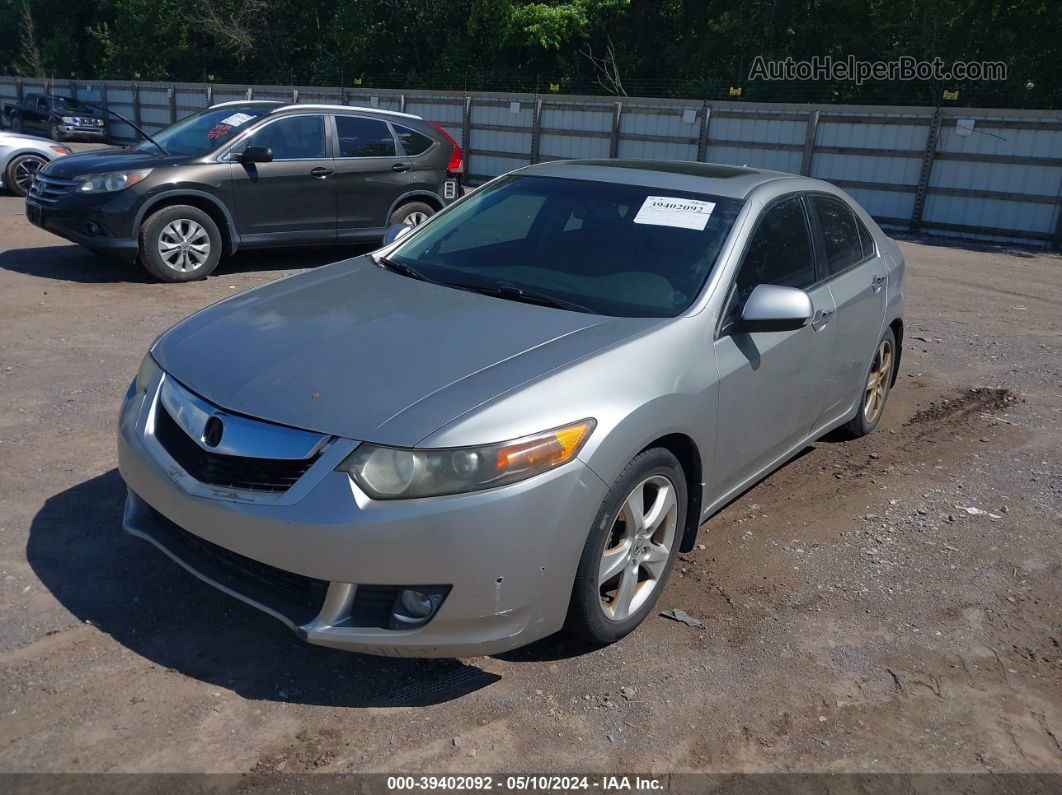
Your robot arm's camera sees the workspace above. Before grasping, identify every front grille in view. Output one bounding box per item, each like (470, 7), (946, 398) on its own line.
(149, 508), (328, 625)
(154, 404), (319, 493)
(146, 509), (401, 629)
(29, 175), (77, 205)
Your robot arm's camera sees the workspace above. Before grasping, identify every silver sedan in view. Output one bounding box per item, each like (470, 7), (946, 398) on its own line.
(0, 130), (70, 196)
(118, 159), (904, 656)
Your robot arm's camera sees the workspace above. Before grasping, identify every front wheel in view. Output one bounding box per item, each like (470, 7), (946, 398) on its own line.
(138, 205), (222, 282)
(49, 121), (64, 142)
(565, 448), (687, 645)
(5, 153), (46, 197)
(842, 327), (897, 438)
(388, 201), (435, 228)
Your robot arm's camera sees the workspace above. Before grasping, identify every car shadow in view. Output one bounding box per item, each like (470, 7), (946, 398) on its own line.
(0, 243), (372, 284)
(26, 470), (502, 708)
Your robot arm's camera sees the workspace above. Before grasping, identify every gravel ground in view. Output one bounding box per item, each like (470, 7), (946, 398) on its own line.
(0, 192), (1060, 774)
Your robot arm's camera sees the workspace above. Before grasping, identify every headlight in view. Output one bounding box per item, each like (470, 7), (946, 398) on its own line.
(134, 353), (161, 394)
(76, 169), (152, 194)
(61, 116), (76, 124)
(338, 419), (595, 499)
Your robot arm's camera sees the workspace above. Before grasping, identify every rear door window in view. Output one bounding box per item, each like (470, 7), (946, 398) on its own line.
(335, 116), (397, 158)
(811, 195), (864, 274)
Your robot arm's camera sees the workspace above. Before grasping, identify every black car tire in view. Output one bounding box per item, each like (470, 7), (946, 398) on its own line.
(49, 121), (64, 142)
(5, 153), (47, 197)
(10, 114), (23, 133)
(138, 205), (223, 283)
(841, 326), (898, 438)
(388, 201), (436, 228)
(565, 447), (687, 645)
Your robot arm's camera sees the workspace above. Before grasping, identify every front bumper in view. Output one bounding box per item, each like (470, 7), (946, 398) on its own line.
(117, 372), (608, 657)
(26, 196), (139, 262)
(57, 124), (107, 139)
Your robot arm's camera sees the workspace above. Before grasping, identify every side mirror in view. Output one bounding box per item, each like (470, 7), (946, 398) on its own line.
(382, 223), (413, 246)
(238, 145), (273, 164)
(740, 284), (814, 332)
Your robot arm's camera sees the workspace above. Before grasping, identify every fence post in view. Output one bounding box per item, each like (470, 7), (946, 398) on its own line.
(1052, 197), (1062, 251)
(292, 88), (298, 103)
(911, 108), (942, 232)
(167, 85), (176, 124)
(609, 101), (623, 158)
(800, 109), (820, 176)
(132, 82), (142, 136)
(246, 87), (253, 100)
(399, 93), (405, 113)
(696, 101), (711, 162)
(461, 94), (472, 180)
(16, 77), (23, 103)
(100, 80), (108, 114)
(70, 79), (78, 102)
(530, 98), (543, 164)
(205, 85), (212, 106)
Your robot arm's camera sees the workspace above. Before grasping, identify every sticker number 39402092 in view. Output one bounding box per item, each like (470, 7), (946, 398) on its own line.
(633, 196), (716, 231)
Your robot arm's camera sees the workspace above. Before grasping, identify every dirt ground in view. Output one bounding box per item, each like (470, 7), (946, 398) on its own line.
(0, 190), (1060, 776)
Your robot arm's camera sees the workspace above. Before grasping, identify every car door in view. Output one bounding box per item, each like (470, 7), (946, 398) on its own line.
(808, 194), (888, 425)
(331, 114), (414, 240)
(227, 113), (336, 243)
(712, 194), (838, 496)
(30, 96), (48, 134)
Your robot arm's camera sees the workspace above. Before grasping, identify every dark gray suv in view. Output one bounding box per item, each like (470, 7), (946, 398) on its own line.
(25, 101), (463, 281)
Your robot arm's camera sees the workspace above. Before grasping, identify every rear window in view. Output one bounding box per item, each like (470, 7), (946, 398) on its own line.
(335, 116), (396, 157)
(394, 125), (435, 156)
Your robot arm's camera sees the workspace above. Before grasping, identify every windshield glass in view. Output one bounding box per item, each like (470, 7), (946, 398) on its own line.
(135, 104), (276, 156)
(51, 97), (91, 112)
(390, 175), (743, 318)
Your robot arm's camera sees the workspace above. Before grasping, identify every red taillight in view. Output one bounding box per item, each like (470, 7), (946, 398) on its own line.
(430, 121), (463, 176)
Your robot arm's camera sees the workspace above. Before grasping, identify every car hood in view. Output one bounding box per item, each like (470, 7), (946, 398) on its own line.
(42, 147), (187, 177)
(151, 257), (663, 446)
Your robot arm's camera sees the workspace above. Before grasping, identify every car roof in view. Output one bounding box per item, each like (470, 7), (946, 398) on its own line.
(207, 100), (422, 121)
(516, 159), (802, 200)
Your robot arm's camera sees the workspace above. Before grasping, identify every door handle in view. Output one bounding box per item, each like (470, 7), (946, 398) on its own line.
(391, 163), (412, 172)
(871, 274), (886, 291)
(811, 309), (833, 331)
(309, 167), (334, 178)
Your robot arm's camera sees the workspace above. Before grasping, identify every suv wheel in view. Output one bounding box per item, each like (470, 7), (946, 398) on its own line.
(389, 201), (435, 228)
(565, 448), (687, 645)
(10, 114), (23, 133)
(49, 121), (64, 142)
(841, 327), (897, 438)
(138, 205), (222, 282)
(5, 153), (46, 197)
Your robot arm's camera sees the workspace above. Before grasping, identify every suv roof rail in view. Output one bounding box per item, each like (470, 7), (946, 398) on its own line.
(208, 100), (285, 109)
(276, 103), (422, 120)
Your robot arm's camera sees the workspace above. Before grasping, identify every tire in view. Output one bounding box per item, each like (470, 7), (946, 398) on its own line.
(841, 326), (897, 438)
(565, 447), (687, 645)
(5, 153), (46, 197)
(10, 114), (23, 133)
(138, 205), (222, 282)
(388, 201), (435, 228)
(49, 121), (64, 142)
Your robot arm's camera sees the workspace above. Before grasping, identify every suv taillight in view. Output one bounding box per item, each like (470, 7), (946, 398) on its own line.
(429, 122), (463, 176)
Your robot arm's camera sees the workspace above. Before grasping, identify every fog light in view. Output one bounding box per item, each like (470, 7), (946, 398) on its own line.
(390, 585), (449, 629)
(400, 589), (435, 618)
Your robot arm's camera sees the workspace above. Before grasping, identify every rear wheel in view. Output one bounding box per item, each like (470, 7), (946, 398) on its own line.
(138, 205), (222, 282)
(10, 114), (23, 133)
(566, 448), (686, 644)
(388, 201), (435, 228)
(842, 327), (897, 438)
(5, 153), (46, 197)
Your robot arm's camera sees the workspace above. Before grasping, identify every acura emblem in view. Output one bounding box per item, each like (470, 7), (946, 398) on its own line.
(202, 416), (224, 448)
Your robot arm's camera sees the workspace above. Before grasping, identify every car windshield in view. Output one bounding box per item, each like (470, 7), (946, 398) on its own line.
(389, 174), (743, 318)
(135, 104), (276, 156)
(51, 97), (91, 112)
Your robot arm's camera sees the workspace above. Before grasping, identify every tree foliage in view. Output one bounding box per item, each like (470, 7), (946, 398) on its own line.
(1, 0), (1058, 106)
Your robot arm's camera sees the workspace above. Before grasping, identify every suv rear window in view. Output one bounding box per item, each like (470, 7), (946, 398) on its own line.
(394, 125), (435, 156)
(335, 116), (396, 157)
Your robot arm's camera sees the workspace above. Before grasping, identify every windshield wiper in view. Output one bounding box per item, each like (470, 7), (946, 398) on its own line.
(376, 256), (432, 282)
(451, 283), (593, 314)
(82, 102), (170, 155)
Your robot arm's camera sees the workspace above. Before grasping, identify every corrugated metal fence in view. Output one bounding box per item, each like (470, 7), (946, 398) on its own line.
(3, 76), (1061, 248)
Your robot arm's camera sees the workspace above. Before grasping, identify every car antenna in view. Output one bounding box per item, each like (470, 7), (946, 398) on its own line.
(82, 102), (169, 156)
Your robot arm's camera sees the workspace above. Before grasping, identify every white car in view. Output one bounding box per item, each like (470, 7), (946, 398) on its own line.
(0, 131), (71, 196)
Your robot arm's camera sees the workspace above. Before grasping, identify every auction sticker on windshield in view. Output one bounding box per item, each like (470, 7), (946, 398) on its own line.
(220, 112), (255, 127)
(633, 196), (716, 231)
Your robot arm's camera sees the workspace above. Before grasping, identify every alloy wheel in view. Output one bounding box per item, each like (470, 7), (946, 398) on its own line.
(12, 156), (44, 194)
(158, 219), (211, 273)
(598, 474), (678, 622)
(863, 338), (893, 424)
(401, 211), (430, 226)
